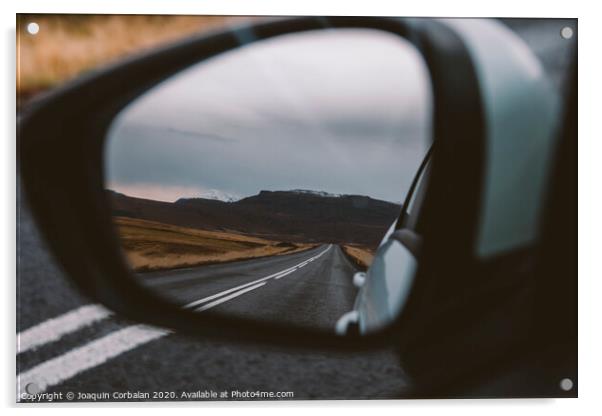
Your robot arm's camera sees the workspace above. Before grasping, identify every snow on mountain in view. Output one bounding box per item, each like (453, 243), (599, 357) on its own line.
(289, 189), (343, 198)
(196, 189), (240, 202)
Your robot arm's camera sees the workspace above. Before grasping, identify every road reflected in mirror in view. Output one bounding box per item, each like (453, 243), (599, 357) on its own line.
(104, 28), (431, 332)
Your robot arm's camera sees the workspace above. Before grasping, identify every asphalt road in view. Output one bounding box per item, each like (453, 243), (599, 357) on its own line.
(143, 244), (358, 331)
(17, 200), (410, 401)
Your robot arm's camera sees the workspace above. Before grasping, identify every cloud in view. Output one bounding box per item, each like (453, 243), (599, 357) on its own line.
(105, 28), (432, 203)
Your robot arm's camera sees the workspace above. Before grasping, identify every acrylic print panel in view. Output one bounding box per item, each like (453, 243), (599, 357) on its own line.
(17, 14), (577, 401)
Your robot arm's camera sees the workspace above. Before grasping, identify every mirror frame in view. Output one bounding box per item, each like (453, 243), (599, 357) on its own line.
(18, 16), (485, 351)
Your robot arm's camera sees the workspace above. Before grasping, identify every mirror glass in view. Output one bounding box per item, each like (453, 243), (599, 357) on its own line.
(104, 29), (432, 332)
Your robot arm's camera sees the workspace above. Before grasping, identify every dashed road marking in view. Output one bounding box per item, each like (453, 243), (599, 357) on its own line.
(195, 282), (266, 312)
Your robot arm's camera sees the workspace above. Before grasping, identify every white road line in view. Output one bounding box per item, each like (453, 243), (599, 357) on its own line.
(195, 282), (266, 312)
(183, 244), (331, 308)
(18, 324), (168, 395)
(272, 267), (298, 280)
(182, 267), (294, 309)
(17, 304), (112, 354)
(17, 244), (334, 396)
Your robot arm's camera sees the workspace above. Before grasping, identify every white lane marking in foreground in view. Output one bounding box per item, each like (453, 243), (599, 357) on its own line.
(183, 244), (331, 309)
(17, 304), (112, 354)
(18, 282), (266, 395)
(18, 324), (168, 396)
(17, 244), (333, 395)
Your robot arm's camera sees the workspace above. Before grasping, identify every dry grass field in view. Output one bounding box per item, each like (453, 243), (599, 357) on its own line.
(16, 14), (258, 101)
(342, 245), (375, 270)
(114, 216), (316, 272)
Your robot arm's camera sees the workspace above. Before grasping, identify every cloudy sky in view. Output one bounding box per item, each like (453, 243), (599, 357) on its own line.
(105, 28), (432, 203)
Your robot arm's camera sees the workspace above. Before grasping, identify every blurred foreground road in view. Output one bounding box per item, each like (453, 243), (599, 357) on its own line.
(17, 201), (409, 401)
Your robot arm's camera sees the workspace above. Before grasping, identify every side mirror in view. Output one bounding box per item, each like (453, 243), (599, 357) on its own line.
(19, 15), (560, 360)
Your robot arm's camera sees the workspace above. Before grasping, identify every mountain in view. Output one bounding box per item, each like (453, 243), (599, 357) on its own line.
(108, 189), (401, 247)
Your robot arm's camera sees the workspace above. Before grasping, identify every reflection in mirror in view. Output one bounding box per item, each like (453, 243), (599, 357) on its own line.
(104, 29), (431, 332)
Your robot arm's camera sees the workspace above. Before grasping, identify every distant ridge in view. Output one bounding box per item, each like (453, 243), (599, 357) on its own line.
(109, 189), (401, 247)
